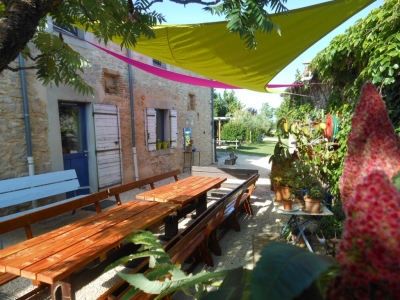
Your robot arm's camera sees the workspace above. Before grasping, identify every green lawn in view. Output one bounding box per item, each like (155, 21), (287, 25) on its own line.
(216, 139), (285, 157)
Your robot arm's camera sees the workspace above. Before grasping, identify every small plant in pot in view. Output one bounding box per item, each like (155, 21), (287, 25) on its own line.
(304, 185), (324, 213)
(269, 167), (296, 209)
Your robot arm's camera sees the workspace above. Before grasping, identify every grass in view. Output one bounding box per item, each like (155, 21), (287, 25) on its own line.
(216, 139), (284, 157)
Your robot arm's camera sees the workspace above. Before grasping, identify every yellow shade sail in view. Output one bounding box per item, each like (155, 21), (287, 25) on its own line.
(87, 0), (375, 92)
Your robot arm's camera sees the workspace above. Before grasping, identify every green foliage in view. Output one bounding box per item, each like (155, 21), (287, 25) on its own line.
(306, 186), (324, 200)
(1, 0), (290, 95)
(250, 242), (333, 300)
(269, 165), (296, 187)
(108, 230), (335, 300)
(217, 140), (277, 157)
(29, 32), (93, 95)
(106, 230), (228, 299)
(315, 200), (346, 239)
(204, 0), (288, 49)
(220, 121), (247, 141)
(214, 90), (244, 117)
(324, 103), (353, 196)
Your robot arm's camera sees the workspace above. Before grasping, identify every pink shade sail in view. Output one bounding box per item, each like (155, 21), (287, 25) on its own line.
(89, 41), (308, 90)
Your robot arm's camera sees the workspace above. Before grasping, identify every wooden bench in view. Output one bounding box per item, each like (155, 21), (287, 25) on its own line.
(0, 190), (110, 292)
(97, 179), (253, 300)
(0, 169), (92, 248)
(191, 166), (258, 180)
(0, 169), (180, 294)
(224, 151), (238, 165)
(211, 173), (259, 246)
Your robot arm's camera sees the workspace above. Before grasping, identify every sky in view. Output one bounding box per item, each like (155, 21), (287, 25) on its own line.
(152, 0), (384, 110)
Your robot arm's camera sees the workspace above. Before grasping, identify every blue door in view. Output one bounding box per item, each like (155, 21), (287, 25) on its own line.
(59, 102), (90, 197)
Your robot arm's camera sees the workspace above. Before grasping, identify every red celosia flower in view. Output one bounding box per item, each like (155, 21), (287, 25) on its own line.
(340, 82), (400, 209)
(327, 171), (400, 299)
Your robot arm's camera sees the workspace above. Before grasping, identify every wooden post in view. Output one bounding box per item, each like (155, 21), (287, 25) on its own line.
(218, 119), (221, 145)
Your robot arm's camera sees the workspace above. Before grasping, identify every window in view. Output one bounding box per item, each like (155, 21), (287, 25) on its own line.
(53, 22), (84, 39)
(153, 59), (167, 69)
(145, 108), (177, 151)
(188, 94), (196, 110)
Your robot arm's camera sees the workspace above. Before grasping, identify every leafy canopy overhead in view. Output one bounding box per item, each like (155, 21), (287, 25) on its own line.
(0, 0), (287, 95)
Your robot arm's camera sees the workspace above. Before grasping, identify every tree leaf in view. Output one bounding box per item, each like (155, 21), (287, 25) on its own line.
(251, 242), (333, 300)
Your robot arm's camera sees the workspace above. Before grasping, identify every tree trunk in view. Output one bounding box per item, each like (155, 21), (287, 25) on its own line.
(0, 0), (62, 72)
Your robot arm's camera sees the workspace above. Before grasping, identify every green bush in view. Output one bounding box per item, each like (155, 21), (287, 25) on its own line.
(316, 200), (346, 239)
(221, 122), (247, 141)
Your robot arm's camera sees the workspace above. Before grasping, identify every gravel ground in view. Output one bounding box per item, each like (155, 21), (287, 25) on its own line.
(0, 151), (290, 300)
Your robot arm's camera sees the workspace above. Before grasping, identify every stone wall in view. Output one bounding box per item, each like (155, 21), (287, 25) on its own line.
(0, 61), (51, 181)
(0, 29), (213, 186)
(131, 52), (213, 179)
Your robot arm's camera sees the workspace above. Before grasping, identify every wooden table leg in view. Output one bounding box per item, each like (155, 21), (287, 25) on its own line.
(162, 213), (179, 239)
(51, 275), (75, 300)
(195, 194), (207, 217)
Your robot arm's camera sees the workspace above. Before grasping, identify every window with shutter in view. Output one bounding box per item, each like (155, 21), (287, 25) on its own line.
(170, 110), (177, 148)
(146, 108), (177, 151)
(145, 108), (156, 151)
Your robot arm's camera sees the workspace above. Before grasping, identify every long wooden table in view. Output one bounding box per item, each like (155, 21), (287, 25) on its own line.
(0, 201), (180, 300)
(136, 176), (227, 238)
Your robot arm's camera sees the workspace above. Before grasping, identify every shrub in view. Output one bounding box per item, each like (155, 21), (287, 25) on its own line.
(220, 122), (247, 141)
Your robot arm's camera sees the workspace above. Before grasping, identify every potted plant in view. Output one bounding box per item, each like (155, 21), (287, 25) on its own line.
(269, 166), (296, 209)
(290, 159), (320, 196)
(161, 140), (169, 149)
(156, 139), (162, 150)
(304, 185), (324, 213)
(186, 139), (194, 151)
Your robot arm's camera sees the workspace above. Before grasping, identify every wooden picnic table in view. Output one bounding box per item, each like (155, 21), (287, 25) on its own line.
(136, 176), (227, 238)
(0, 200), (180, 300)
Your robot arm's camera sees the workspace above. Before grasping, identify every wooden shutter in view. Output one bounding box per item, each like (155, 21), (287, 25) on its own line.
(170, 110), (177, 148)
(93, 104), (123, 189)
(145, 108), (156, 151)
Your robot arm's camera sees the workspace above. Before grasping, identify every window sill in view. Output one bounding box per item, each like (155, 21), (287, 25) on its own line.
(150, 148), (175, 157)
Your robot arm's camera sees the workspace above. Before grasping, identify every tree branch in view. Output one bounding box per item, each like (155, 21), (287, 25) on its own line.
(143, 0), (164, 10)
(5, 65), (40, 72)
(21, 51), (46, 62)
(169, 0), (222, 6)
(78, 0), (95, 22)
(0, 0), (63, 73)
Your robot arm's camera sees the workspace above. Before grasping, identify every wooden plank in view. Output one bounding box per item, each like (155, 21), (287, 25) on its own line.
(0, 201), (144, 264)
(0, 180), (80, 208)
(0, 201), (168, 277)
(135, 176), (203, 201)
(0, 170), (77, 194)
(108, 169), (181, 198)
(93, 104), (118, 114)
(0, 190), (109, 235)
(34, 203), (180, 283)
(1, 203), (149, 276)
(136, 176), (202, 201)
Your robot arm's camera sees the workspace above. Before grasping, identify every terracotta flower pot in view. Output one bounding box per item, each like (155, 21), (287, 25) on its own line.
(304, 197), (321, 213)
(186, 146), (193, 152)
(274, 186), (291, 201)
(282, 199), (293, 210)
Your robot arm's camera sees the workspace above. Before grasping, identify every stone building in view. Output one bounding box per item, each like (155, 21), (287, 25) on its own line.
(0, 22), (214, 195)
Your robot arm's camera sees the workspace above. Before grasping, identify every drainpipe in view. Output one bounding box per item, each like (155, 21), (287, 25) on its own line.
(19, 53), (37, 207)
(211, 88), (216, 163)
(127, 49), (139, 181)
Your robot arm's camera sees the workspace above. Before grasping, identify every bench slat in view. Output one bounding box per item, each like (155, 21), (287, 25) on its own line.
(0, 170), (78, 193)
(0, 191), (110, 235)
(0, 179), (81, 208)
